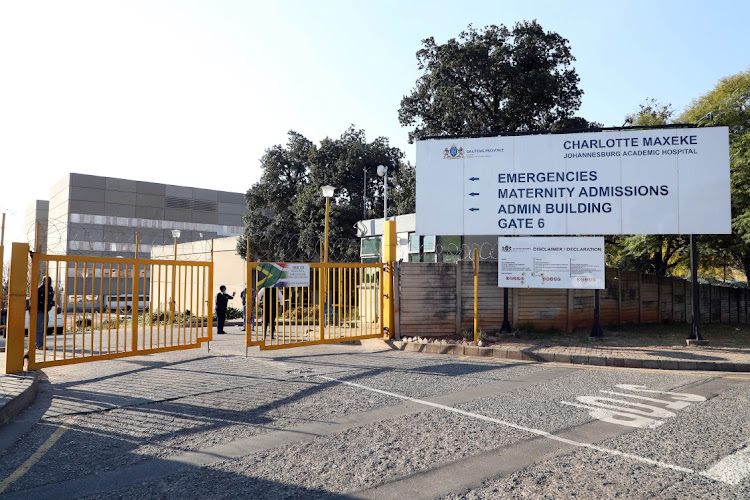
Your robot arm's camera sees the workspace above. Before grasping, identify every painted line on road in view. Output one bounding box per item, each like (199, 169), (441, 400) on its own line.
(318, 375), (735, 485)
(0, 418), (73, 494)
(703, 443), (750, 485)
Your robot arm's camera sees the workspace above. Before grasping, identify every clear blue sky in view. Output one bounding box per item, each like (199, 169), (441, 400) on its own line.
(1, 0), (747, 246)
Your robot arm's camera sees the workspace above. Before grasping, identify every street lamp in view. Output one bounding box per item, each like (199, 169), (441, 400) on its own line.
(170, 229), (181, 326)
(171, 229), (181, 260)
(321, 186), (335, 263)
(377, 165), (388, 221)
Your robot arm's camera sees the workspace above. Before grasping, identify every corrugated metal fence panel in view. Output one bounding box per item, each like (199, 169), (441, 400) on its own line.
(616, 271), (637, 323)
(399, 263), (456, 336)
(672, 279), (687, 323)
(640, 274), (660, 323)
(397, 262), (749, 335)
(459, 261), (507, 332)
(600, 269), (620, 325)
(517, 288), (568, 330)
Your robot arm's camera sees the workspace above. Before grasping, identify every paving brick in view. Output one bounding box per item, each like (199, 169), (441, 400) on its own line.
(570, 354), (588, 365)
(607, 357), (625, 367)
(506, 350), (523, 360)
(403, 342), (425, 353)
(642, 359), (661, 370)
(492, 348), (509, 359)
(588, 356), (607, 366)
(464, 346), (479, 357)
(476, 347), (494, 357)
(678, 360), (698, 370)
(423, 343), (441, 354)
(554, 353), (572, 364)
(623, 358), (644, 369)
(659, 359), (680, 370)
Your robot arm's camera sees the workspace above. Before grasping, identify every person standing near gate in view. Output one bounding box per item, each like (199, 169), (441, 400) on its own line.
(240, 287), (256, 331)
(36, 276), (56, 349)
(215, 285), (235, 335)
(256, 286), (283, 339)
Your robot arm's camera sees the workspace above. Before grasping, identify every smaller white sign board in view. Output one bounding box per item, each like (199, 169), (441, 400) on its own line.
(498, 237), (605, 289)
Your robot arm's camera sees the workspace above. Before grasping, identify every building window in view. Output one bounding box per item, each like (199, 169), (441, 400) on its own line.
(408, 234), (462, 262)
(360, 236), (382, 262)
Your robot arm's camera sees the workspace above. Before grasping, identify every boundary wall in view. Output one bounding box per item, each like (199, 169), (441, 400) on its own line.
(396, 262), (745, 336)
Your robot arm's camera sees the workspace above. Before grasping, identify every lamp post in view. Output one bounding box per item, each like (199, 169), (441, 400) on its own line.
(170, 229), (181, 326)
(377, 165), (388, 221)
(321, 185), (335, 263)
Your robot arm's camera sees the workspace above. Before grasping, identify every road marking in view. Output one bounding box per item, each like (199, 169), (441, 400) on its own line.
(0, 419), (73, 494)
(320, 375), (749, 486)
(318, 375), (701, 478)
(702, 443), (750, 485)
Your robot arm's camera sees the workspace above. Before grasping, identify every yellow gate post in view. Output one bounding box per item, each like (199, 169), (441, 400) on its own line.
(383, 220), (396, 339)
(474, 248), (479, 343)
(5, 243), (29, 374)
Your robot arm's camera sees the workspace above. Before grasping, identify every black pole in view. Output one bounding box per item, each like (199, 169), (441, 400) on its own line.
(500, 287), (512, 333)
(689, 234), (704, 341)
(590, 289), (603, 339)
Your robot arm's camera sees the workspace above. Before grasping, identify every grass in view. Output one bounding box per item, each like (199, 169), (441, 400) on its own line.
(511, 323), (750, 348)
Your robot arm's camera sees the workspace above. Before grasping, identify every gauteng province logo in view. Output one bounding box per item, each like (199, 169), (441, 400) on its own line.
(501, 245), (512, 252)
(443, 144), (464, 159)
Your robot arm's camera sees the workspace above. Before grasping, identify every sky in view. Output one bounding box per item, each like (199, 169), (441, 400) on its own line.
(1, 0), (748, 248)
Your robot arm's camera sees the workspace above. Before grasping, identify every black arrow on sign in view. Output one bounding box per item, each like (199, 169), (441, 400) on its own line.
(469, 208), (479, 212)
(469, 192), (480, 196)
(469, 177), (480, 181)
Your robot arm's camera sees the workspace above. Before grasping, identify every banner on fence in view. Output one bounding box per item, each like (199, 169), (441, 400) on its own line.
(498, 237), (605, 289)
(257, 263), (310, 288)
(416, 127), (731, 236)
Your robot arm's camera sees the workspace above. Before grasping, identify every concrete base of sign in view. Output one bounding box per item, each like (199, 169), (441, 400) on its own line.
(685, 339), (710, 346)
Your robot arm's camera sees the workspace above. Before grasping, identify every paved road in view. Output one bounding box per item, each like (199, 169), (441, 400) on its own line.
(1, 333), (749, 498)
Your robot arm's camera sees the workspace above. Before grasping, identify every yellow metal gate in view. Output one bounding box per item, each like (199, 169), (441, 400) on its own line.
(244, 262), (385, 350)
(4, 243), (213, 373)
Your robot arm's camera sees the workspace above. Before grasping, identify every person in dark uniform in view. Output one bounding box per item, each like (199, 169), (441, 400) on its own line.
(36, 276), (56, 349)
(215, 285), (235, 334)
(256, 286), (282, 339)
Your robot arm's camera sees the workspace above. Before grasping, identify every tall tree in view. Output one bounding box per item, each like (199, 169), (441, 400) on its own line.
(610, 99), (692, 276)
(398, 21), (590, 142)
(680, 70), (750, 279)
(239, 127), (409, 262)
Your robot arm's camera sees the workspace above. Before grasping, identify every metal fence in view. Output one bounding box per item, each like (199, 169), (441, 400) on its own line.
(8, 247), (213, 371)
(244, 262), (384, 350)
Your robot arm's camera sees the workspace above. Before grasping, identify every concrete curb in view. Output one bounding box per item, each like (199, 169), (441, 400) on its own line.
(0, 371), (39, 427)
(386, 341), (750, 372)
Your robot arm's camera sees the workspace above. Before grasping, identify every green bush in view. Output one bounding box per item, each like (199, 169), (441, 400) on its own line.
(226, 306), (243, 320)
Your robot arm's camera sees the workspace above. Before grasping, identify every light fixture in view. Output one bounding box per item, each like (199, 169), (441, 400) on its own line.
(171, 229), (181, 239)
(321, 185), (336, 263)
(377, 165), (388, 221)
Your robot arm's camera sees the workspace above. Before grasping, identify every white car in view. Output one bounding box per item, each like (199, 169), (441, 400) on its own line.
(24, 308), (67, 334)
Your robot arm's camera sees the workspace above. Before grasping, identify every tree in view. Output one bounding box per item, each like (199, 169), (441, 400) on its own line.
(624, 98), (675, 127)
(238, 127), (410, 262)
(680, 70), (750, 279)
(609, 99), (692, 276)
(398, 21), (590, 142)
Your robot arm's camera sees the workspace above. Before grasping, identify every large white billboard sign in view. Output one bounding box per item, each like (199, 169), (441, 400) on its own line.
(498, 237), (605, 289)
(416, 127), (731, 235)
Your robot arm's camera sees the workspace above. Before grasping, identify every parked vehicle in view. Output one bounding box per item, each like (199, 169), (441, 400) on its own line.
(24, 307), (66, 334)
(104, 295), (150, 313)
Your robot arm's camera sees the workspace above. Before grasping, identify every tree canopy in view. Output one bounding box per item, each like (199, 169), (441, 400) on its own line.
(398, 21), (591, 142)
(607, 99), (692, 276)
(680, 69), (750, 278)
(239, 127), (413, 262)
